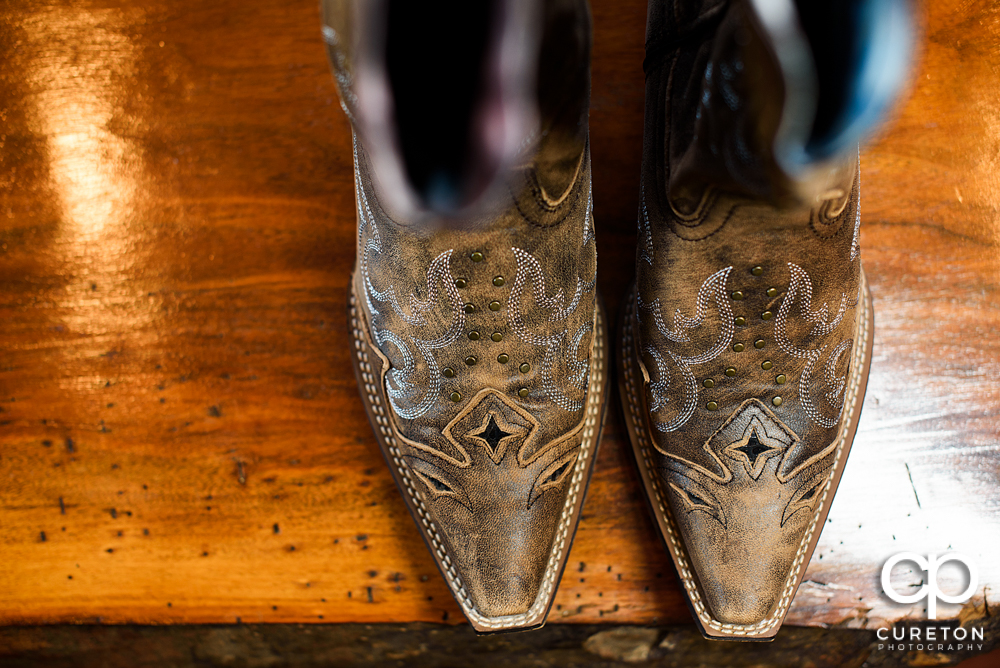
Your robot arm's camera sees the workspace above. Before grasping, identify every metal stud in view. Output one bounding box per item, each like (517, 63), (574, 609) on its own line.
(703, 379), (715, 389)
(707, 401), (719, 411)
(464, 303), (476, 314)
(776, 374), (787, 385)
(493, 276), (505, 287)
(497, 353), (509, 364)
(754, 339), (766, 349)
(735, 316), (746, 326)
(455, 278), (467, 289)
(518, 388), (529, 398)
(471, 252), (484, 263)
(450, 392), (462, 403)
(468, 330), (480, 341)
(488, 300), (502, 312)
(733, 343), (745, 352)
(731, 291), (744, 301)
(443, 367), (455, 378)
(519, 363), (531, 374)
(725, 367), (737, 377)
(761, 311), (773, 320)
(761, 360), (773, 371)
(751, 266), (764, 276)
(767, 287), (778, 298)
(491, 332), (503, 342)
(772, 396), (783, 407)
(465, 356), (477, 366)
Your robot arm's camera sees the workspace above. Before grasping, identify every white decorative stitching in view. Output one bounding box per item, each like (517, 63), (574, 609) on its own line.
(354, 136), (465, 420)
(508, 247), (592, 412)
(638, 267), (735, 432)
(774, 263), (852, 429)
(622, 274), (870, 636)
(638, 183), (654, 265)
(850, 150), (861, 262)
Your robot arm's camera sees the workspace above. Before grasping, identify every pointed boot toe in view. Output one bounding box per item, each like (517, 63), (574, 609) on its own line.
(619, 0), (905, 640)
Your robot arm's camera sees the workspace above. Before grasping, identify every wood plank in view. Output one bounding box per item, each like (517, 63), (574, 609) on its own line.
(0, 0), (997, 629)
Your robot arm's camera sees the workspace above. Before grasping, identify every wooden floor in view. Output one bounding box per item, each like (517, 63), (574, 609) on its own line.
(0, 0), (998, 633)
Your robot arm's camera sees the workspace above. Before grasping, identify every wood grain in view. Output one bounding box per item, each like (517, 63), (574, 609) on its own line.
(0, 0), (997, 630)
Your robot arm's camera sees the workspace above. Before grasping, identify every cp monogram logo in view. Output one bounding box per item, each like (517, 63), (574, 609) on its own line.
(881, 552), (979, 620)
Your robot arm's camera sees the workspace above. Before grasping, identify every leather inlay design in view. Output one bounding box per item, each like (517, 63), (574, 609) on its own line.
(442, 389), (539, 467)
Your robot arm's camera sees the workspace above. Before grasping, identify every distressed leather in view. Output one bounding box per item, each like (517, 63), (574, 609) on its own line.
(326, 0), (608, 632)
(621, 0), (875, 639)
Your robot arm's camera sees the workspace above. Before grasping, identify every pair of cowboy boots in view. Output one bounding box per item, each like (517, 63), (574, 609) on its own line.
(323, 0), (911, 640)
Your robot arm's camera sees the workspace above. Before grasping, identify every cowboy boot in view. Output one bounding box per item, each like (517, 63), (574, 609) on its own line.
(619, 0), (911, 640)
(323, 0), (609, 632)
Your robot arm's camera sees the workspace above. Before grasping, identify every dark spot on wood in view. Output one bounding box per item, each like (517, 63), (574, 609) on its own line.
(288, 545), (295, 551)
(208, 405), (221, 417)
(117, 531), (123, 537)
(272, 605), (277, 610)
(59, 497), (66, 514)
(65, 438), (75, 453)
(420, 575), (428, 582)
(441, 611), (448, 621)
(273, 523), (280, 534)
(367, 587), (373, 602)
(356, 534), (368, 541)
(578, 562), (585, 572)
(107, 403), (114, 408)
(109, 508), (117, 519)
(159, 398), (165, 403)
(42, 440), (52, 447)
(202, 551), (208, 557)
(236, 460), (246, 484)
(106, 548), (114, 553)
(67, 575), (72, 579)
(39, 531), (46, 542)
(143, 529), (149, 536)
(111, 463), (119, 470)
(348, 591), (352, 598)
(367, 570), (377, 578)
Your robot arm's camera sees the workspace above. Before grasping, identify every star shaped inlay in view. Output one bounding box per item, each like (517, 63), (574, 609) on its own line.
(465, 411), (526, 464)
(474, 415), (513, 457)
(722, 417), (787, 480)
(735, 429), (771, 467)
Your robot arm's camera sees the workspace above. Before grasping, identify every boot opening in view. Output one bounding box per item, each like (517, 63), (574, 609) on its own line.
(794, 0), (911, 160)
(385, 0), (500, 212)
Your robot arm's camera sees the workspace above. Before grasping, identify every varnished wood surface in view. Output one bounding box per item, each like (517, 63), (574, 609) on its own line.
(0, 0), (997, 630)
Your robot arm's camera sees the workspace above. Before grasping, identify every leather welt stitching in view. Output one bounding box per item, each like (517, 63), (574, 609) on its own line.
(353, 291), (606, 629)
(624, 275), (869, 635)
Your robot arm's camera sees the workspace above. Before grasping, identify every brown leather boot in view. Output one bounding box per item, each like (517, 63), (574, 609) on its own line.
(323, 0), (609, 632)
(619, 0), (910, 640)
